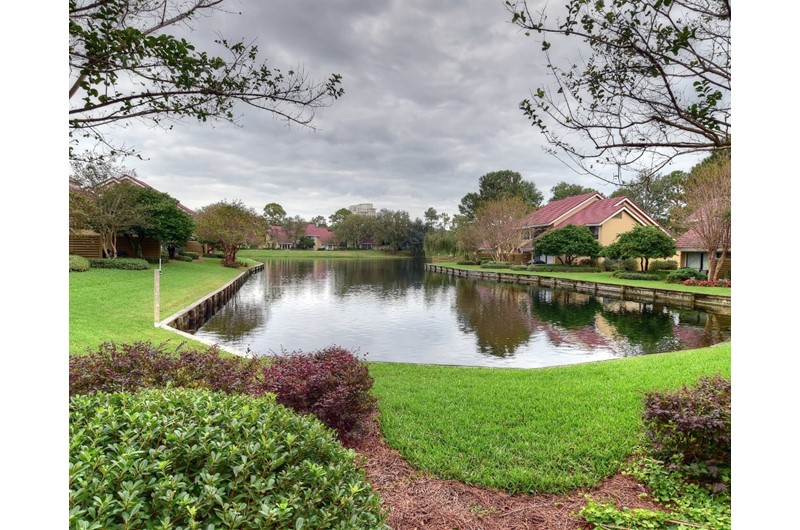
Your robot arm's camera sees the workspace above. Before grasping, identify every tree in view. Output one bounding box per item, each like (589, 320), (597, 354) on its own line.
(194, 200), (262, 266)
(466, 197), (532, 262)
(684, 152), (731, 282)
(505, 0), (730, 179)
(310, 215), (328, 228)
(374, 209), (412, 251)
(69, 0), (344, 159)
(459, 170), (543, 220)
(332, 214), (376, 249)
(533, 224), (603, 265)
(610, 170), (688, 233)
(328, 208), (353, 228)
(604, 225), (677, 272)
(424, 207), (440, 230)
(263, 203), (287, 226)
(282, 216), (310, 248)
(126, 187), (194, 258)
(549, 182), (598, 202)
(88, 182), (148, 258)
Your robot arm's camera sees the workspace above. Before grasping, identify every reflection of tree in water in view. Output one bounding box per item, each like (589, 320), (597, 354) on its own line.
(331, 258), (424, 298)
(455, 281), (533, 357)
(530, 289), (602, 329)
(600, 302), (681, 356)
(422, 272), (456, 307)
(199, 294), (267, 342)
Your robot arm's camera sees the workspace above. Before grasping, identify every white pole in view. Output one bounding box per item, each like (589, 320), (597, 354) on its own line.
(154, 268), (161, 326)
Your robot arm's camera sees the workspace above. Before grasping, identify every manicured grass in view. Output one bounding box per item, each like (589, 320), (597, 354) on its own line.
(69, 259), (242, 355)
(437, 262), (731, 297)
(240, 249), (413, 260)
(368, 343), (731, 494)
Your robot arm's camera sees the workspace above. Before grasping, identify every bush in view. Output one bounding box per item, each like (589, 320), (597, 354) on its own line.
(649, 259), (678, 271)
(643, 375), (731, 482)
(69, 255), (90, 272)
(172, 254), (193, 262)
(601, 258), (639, 272)
(69, 342), (376, 441)
(261, 347), (378, 442)
(683, 278), (731, 288)
(666, 268), (708, 283)
(480, 261), (511, 269)
(87, 257), (149, 270)
(70, 388), (388, 530)
(510, 265), (528, 271)
(69, 342), (264, 396)
(612, 271), (662, 281)
(181, 251), (200, 260)
(526, 264), (602, 273)
(203, 251), (224, 258)
(456, 260), (480, 265)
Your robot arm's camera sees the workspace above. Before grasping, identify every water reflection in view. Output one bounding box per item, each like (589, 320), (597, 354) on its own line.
(194, 259), (731, 368)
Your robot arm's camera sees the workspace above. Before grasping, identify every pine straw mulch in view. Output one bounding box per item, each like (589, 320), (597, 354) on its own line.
(347, 417), (664, 530)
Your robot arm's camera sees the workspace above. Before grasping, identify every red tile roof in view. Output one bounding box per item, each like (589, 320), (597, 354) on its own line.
(523, 192), (602, 226)
(675, 227), (705, 249)
(71, 174), (196, 215)
(269, 224), (336, 246)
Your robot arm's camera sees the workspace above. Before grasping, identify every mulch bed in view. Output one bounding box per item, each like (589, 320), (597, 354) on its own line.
(347, 417), (664, 530)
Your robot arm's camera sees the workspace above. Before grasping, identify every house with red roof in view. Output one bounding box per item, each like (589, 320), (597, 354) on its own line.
(266, 224), (337, 250)
(519, 192), (672, 264)
(674, 216), (731, 277)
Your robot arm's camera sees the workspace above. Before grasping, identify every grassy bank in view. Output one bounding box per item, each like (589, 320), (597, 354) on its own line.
(435, 261), (732, 297)
(369, 343), (730, 494)
(69, 258), (242, 355)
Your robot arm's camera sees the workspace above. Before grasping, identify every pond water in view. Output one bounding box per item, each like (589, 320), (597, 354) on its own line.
(194, 258), (731, 368)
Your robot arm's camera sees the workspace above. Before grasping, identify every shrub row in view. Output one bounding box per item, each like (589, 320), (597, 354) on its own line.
(68, 342), (376, 441)
(601, 258), (639, 272)
(666, 268), (709, 283)
(70, 388), (388, 530)
(87, 258), (150, 270)
(527, 264), (603, 273)
(683, 278), (731, 288)
(480, 261), (512, 269)
(69, 255), (90, 272)
(648, 259), (678, 271)
(203, 251), (224, 258)
(181, 251), (200, 260)
(612, 271), (663, 281)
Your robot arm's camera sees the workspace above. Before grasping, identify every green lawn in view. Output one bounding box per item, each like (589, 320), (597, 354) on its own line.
(69, 258), (242, 355)
(436, 261), (731, 297)
(369, 343), (730, 494)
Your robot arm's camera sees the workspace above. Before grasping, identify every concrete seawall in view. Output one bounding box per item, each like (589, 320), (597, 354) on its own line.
(424, 264), (730, 313)
(160, 263), (265, 333)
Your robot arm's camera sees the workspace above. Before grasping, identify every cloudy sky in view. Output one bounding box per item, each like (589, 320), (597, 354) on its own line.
(70, 0), (704, 221)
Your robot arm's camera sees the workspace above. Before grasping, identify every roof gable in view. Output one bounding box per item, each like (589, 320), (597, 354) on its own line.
(553, 196), (669, 234)
(524, 192), (603, 227)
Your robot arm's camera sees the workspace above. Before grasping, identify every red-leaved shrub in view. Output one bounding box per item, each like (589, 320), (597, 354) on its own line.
(260, 346), (377, 441)
(643, 375), (731, 480)
(69, 342), (376, 441)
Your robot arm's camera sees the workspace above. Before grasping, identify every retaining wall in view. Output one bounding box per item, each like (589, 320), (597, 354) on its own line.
(161, 263), (265, 332)
(425, 264), (731, 313)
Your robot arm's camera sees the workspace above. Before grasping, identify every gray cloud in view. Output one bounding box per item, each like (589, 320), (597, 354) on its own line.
(80, 0), (672, 221)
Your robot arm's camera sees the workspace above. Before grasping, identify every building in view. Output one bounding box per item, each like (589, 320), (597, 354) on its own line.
(266, 224), (337, 250)
(348, 203), (377, 216)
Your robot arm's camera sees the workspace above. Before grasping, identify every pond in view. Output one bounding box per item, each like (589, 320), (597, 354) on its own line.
(193, 258), (731, 368)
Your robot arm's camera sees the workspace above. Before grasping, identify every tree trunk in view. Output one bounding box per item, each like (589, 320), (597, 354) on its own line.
(706, 249), (718, 282)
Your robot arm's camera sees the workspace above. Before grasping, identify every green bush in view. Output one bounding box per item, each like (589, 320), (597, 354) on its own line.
(172, 254), (193, 262)
(649, 259), (678, 271)
(526, 264), (602, 273)
(510, 265), (528, 271)
(203, 251), (224, 259)
(612, 271), (663, 281)
(87, 258), (149, 270)
(480, 261), (511, 269)
(666, 268), (708, 283)
(456, 260), (480, 265)
(181, 251), (199, 260)
(601, 258), (639, 272)
(69, 255), (90, 272)
(70, 388), (388, 530)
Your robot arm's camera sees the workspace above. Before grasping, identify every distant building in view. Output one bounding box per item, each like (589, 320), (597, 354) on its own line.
(348, 203), (377, 216)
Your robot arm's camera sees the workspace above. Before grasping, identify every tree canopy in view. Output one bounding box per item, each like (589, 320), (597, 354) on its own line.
(69, 0), (344, 159)
(194, 200), (262, 266)
(604, 225), (676, 271)
(459, 196), (532, 262)
(533, 224), (603, 264)
(505, 0), (731, 179)
(459, 170), (543, 220)
(549, 182), (598, 202)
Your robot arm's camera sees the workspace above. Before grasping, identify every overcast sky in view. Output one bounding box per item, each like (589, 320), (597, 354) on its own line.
(71, 0), (706, 221)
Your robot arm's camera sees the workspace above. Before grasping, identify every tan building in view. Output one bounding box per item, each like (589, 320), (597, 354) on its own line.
(348, 203), (377, 216)
(519, 192), (672, 264)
